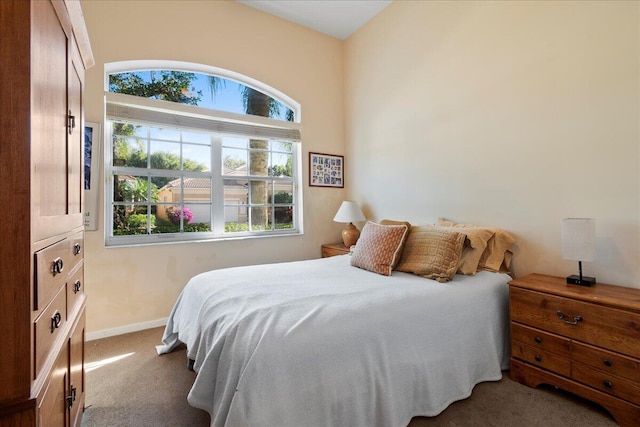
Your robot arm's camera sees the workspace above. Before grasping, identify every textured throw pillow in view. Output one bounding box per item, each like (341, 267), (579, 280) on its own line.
(350, 222), (409, 276)
(437, 218), (515, 272)
(395, 226), (466, 282)
(380, 219), (412, 268)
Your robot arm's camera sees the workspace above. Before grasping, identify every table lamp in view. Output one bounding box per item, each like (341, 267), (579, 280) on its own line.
(333, 201), (366, 247)
(561, 218), (596, 286)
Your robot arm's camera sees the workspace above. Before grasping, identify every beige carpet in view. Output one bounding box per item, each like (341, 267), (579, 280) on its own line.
(81, 327), (617, 427)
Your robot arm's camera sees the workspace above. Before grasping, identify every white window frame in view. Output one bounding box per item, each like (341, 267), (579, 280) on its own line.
(103, 61), (303, 247)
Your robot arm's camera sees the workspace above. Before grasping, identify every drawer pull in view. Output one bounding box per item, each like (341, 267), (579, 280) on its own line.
(603, 359), (612, 367)
(603, 380), (613, 388)
(73, 280), (82, 294)
(534, 355), (542, 362)
(73, 243), (81, 255)
(534, 336), (542, 344)
(51, 257), (64, 275)
(67, 384), (77, 409)
(556, 311), (583, 325)
(50, 310), (62, 333)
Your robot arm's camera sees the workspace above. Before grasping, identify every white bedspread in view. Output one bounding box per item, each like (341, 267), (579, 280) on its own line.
(157, 255), (511, 427)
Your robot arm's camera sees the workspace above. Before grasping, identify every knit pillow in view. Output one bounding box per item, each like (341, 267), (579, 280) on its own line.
(395, 226), (466, 282)
(350, 222), (409, 276)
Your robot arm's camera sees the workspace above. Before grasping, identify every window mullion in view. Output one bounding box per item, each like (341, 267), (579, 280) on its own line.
(211, 134), (225, 235)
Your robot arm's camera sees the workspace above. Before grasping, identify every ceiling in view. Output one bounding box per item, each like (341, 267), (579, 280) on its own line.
(237, 0), (393, 40)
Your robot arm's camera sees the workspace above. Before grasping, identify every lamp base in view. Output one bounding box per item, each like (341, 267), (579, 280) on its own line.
(566, 275), (596, 286)
(342, 223), (360, 247)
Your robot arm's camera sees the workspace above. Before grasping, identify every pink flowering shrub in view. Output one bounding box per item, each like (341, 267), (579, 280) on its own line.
(166, 206), (194, 225)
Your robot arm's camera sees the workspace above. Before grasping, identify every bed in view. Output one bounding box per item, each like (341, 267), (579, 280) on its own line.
(157, 245), (512, 427)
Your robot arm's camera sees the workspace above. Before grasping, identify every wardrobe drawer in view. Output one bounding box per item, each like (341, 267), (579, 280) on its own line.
(67, 263), (84, 317)
(510, 287), (640, 359)
(572, 341), (640, 381)
(572, 362), (640, 404)
(511, 323), (571, 357)
(34, 286), (67, 379)
(511, 342), (571, 376)
(34, 239), (68, 311)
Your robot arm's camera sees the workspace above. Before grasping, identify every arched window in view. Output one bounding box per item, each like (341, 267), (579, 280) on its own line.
(104, 61), (302, 246)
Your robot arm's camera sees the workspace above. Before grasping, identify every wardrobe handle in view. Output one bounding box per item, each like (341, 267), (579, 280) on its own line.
(50, 311), (62, 333)
(51, 258), (64, 275)
(73, 243), (81, 255)
(73, 280), (82, 294)
(68, 110), (76, 135)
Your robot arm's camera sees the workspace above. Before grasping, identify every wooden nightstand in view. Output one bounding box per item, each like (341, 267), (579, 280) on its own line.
(508, 273), (640, 426)
(321, 243), (351, 258)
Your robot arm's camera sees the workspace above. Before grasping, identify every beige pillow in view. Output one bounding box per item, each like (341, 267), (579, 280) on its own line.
(435, 225), (494, 275)
(395, 225), (466, 282)
(350, 222), (409, 276)
(437, 218), (515, 272)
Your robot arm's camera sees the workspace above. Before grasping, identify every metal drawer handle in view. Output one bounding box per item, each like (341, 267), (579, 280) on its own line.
(556, 311), (583, 325)
(73, 243), (81, 256)
(604, 380), (613, 389)
(50, 310), (62, 333)
(534, 355), (542, 362)
(534, 336), (542, 344)
(603, 359), (612, 367)
(73, 280), (82, 294)
(51, 257), (64, 275)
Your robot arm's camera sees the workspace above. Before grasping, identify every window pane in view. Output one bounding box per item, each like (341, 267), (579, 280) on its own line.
(112, 204), (153, 235)
(274, 206), (293, 229)
(222, 148), (247, 174)
(184, 204), (211, 232)
(269, 152), (292, 177)
(116, 175), (157, 204)
(224, 178), (248, 205)
(182, 131), (210, 144)
(183, 143), (211, 171)
(249, 145), (269, 177)
(273, 183), (294, 205)
(150, 140), (181, 170)
(270, 140), (292, 153)
(223, 137), (248, 149)
(250, 206), (269, 231)
(113, 134), (146, 167)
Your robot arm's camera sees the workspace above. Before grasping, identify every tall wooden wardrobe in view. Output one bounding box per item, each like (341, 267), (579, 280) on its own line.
(0, 0), (93, 425)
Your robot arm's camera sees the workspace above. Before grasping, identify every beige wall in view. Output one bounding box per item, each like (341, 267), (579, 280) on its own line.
(81, 0), (346, 334)
(344, 1), (640, 287)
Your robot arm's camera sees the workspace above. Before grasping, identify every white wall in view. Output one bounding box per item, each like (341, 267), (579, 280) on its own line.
(344, 1), (640, 287)
(81, 0), (346, 334)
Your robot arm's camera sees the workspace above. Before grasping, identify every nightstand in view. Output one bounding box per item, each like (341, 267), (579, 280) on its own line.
(508, 273), (640, 426)
(321, 243), (351, 258)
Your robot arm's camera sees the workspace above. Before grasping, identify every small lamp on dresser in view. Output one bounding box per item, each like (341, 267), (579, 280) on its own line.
(561, 217), (596, 286)
(333, 201), (366, 247)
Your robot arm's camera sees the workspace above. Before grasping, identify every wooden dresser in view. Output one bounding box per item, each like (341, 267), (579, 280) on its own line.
(509, 273), (640, 427)
(0, 1), (93, 425)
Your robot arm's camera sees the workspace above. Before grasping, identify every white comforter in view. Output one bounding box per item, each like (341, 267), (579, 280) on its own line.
(157, 255), (511, 427)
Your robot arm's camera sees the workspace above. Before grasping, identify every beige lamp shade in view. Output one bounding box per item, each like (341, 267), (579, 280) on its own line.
(561, 218), (596, 262)
(333, 201), (366, 247)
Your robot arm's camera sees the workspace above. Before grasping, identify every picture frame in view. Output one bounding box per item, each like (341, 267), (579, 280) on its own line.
(84, 121), (101, 230)
(309, 152), (344, 188)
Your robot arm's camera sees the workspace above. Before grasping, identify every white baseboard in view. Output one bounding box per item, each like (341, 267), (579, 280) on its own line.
(86, 317), (168, 342)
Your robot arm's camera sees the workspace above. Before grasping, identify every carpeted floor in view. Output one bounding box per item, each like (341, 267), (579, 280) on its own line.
(81, 327), (617, 427)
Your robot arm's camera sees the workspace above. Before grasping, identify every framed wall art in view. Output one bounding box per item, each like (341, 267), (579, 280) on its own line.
(84, 121), (101, 230)
(309, 152), (344, 188)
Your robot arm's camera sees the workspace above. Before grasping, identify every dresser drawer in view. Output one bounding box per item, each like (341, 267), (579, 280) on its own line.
(34, 239), (68, 311)
(511, 323), (571, 357)
(511, 342), (571, 376)
(572, 341), (640, 381)
(34, 286), (67, 379)
(572, 361), (640, 404)
(67, 263), (84, 317)
(510, 287), (640, 359)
